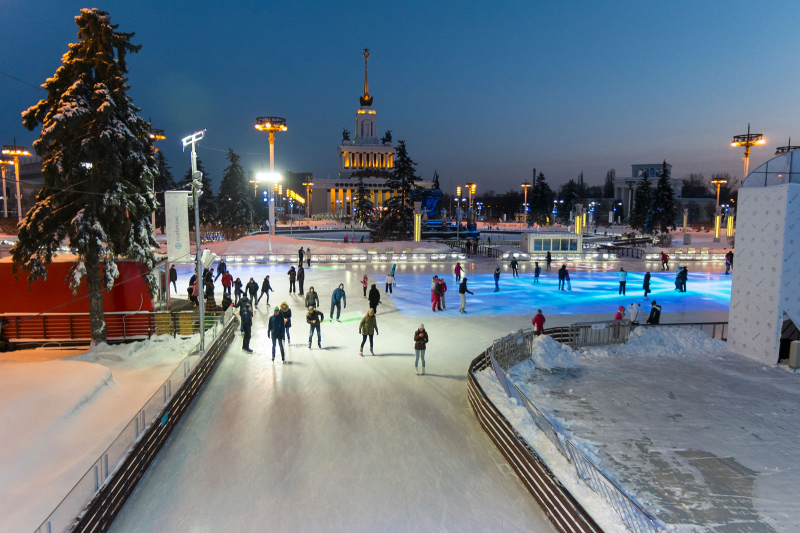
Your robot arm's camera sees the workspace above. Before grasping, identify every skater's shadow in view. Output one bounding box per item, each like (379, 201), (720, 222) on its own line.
(282, 361), (303, 365)
(422, 374), (467, 381)
(372, 353), (414, 357)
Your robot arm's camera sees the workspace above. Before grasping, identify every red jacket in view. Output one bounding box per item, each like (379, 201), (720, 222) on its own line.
(221, 272), (233, 287)
(532, 314), (545, 331)
(614, 311), (623, 321)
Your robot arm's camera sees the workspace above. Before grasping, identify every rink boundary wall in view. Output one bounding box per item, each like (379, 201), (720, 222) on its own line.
(468, 351), (602, 533)
(62, 316), (238, 533)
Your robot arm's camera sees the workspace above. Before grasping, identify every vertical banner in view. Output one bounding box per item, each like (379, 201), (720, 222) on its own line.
(165, 191), (190, 263)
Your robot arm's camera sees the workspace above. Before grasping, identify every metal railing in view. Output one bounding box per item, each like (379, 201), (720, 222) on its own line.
(34, 308), (236, 533)
(223, 251), (468, 265)
(501, 251), (619, 262)
(633, 321), (727, 341)
(1, 310), (224, 344)
(514, 384), (570, 461)
(569, 320), (632, 348)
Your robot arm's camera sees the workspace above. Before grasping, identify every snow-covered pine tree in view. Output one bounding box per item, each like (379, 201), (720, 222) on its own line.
(13, 8), (158, 344)
(646, 161), (678, 234)
(154, 151), (176, 233)
(628, 171), (651, 232)
(217, 149), (254, 233)
(375, 140), (418, 238)
(353, 172), (375, 227)
(180, 157), (215, 227)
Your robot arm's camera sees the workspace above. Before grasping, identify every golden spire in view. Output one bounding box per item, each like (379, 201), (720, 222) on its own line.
(360, 48), (373, 107)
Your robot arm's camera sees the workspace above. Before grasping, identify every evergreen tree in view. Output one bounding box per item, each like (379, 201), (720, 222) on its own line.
(374, 140), (418, 238)
(179, 157), (215, 227)
(604, 168), (616, 198)
(529, 171), (554, 225)
(154, 151), (176, 233)
(558, 179), (580, 223)
(646, 161), (677, 233)
(353, 173), (375, 226)
(13, 9), (158, 344)
(628, 171), (652, 232)
(217, 149), (255, 231)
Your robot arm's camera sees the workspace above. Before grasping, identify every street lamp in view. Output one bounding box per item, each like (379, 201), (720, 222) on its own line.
(731, 123), (764, 179)
(520, 181), (532, 229)
(181, 130), (206, 351)
(775, 138), (800, 156)
(303, 181), (313, 217)
(710, 178), (727, 243)
(149, 127), (165, 233)
(0, 156), (13, 218)
(254, 171), (282, 253)
(2, 144), (31, 222)
(255, 116), (287, 244)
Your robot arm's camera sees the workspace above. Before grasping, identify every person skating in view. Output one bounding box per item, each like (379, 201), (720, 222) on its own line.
(613, 305), (625, 321)
(677, 267), (688, 293)
(532, 309), (546, 335)
(305, 286), (319, 309)
(565, 268), (572, 291)
(368, 283), (381, 313)
(430, 275), (438, 306)
(384, 272), (394, 294)
(245, 277), (259, 305)
(221, 293), (232, 312)
(661, 251), (669, 271)
(191, 277), (200, 307)
(256, 275), (274, 306)
(534, 262), (541, 284)
(362, 274), (369, 298)
(440, 278), (448, 309)
(546, 251), (552, 271)
(627, 301), (642, 324)
(646, 300), (662, 324)
(414, 324), (428, 375)
(510, 257), (519, 278)
(267, 307), (286, 362)
(359, 308), (379, 356)
(725, 251), (733, 275)
(285, 266), (296, 294)
(618, 268), (627, 295)
(454, 262), (462, 282)
(459, 276), (473, 313)
(432, 278), (443, 312)
(298, 247), (305, 267)
(221, 270), (233, 296)
(306, 306), (324, 348)
(557, 264), (567, 290)
(234, 277), (243, 304)
(493, 266), (501, 292)
(214, 259), (227, 282)
(297, 265), (305, 295)
(280, 302), (293, 343)
(330, 283), (346, 321)
(240, 301), (253, 353)
(391, 264), (396, 277)
(643, 272), (651, 299)
(169, 264), (177, 293)
(306, 247), (311, 268)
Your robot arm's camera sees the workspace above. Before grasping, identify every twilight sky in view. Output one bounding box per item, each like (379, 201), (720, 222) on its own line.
(2, 0), (799, 194)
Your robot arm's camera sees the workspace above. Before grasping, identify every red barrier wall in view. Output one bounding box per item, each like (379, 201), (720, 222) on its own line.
(0, 257), (154, 314)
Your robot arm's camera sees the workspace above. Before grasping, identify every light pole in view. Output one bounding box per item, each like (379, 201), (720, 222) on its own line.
(149, 128), (165, 233)
(731, 123), (764, 179)
(254, 172), (282, 253)
(303, 181), (313, 217)
(711, 178), (727, 242)
(520, 181), (531, 229)
(182, 130), (206, 352)
(2, 144), (31, 221)
(0, 157), (13, 218)
(255, 116), (287, 246)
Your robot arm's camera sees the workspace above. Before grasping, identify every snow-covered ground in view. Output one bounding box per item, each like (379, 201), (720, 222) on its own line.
(0, 335), (199, 533)
(478, 328), (800, 532)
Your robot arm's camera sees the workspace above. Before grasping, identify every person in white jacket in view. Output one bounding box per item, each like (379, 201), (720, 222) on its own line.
(627, 302), (642, 324)
(385, 273), (395, 294)
(618, 268), (627, 295)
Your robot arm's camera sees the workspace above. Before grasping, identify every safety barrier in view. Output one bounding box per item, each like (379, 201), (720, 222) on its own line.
(568, 320), (632, 348)
(471, 327), (662, 533)
(634, 321), (727, 341)
(33, 308), (237, 533)
(501, 251), (619, 262)
(223, 251), (468, 265)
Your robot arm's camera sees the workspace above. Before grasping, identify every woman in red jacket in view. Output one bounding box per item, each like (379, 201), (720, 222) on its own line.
(532, 309), (546, 335)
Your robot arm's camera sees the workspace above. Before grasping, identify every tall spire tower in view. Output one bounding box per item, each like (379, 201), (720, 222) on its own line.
(360, 48), (373, 107)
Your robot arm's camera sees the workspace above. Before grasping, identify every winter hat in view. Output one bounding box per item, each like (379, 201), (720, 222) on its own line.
(618, 306), (625, 312)
(274, 307), (280, 312)
(419, 323), (425, 329)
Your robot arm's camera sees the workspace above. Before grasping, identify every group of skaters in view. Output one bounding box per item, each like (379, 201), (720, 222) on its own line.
(613, 300), (662, 325)
(435, 263), (475, 313)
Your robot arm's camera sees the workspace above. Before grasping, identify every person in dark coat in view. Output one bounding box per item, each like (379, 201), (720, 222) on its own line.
(493, 267), (501, 292)
(297, 265), (305, 295)
(214, 259), (227, 281)
(306, 306), (324, 348)
(546, 251), (552, 271)
(234, 277), (243, 304)
(677, 267), (688, 293)
(257, 275), (274, 306)
(414, 324), (429, 375)
(534, 262), (541, 284)
(643, 272), (651, 299)
(368, 284), (381, 313)
(280, 302), (292, 343)
(267, 307), (286, 361)
(169, 265), (178, 292)
(306, 247), (311, 267)
(298, 247), (305, 266)
(287, 267), (297, 294)
(646, 300), (661, 324)
(330, 284), (346, 321)
(458, 276), (473, 313)
(557, 264), (567, 290)
(221, 293), (232, 312)
(240, 303), (253, 353)
(246, 277), (259, 304)
(359, 308), (379, 356)
(305, 286), (319, 309)
(510, 257), (519, 278)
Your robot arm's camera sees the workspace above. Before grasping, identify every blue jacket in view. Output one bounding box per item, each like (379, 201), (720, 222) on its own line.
(268, 313), (286, 339)
(331, 287), (347, 307)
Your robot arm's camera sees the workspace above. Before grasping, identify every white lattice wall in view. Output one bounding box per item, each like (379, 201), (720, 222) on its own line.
(728, 183), (800, 364)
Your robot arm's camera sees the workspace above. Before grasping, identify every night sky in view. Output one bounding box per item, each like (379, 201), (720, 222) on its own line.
(2, 0), (799, 194)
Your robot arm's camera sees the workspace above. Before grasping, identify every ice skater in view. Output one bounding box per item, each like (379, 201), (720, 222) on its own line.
(613, 305), (625, 321)
(493, 266), (501, 292)
(618, 268), (627, 295)
(169, 264), (177, 292)
(546, 251), (552, 271)
(330, 283), (346, 321)
(565, 269), (572, 291)
(268, 307), (286, 362)
(643, 271), (651, 299)
(627, 301), (642, 324)
(384, 272), (394, 294)
(368, 284), (381, 313)
(221, 270), (233, 296)
(557, 264), (567, 290)
(256, 275), (273, 306)
(306, 247), (311, 268)
(305, 286), (319, 309)
(510, 257), (519, 278)
(534, 262), (541, 284)
(297, 264), (305, 295)
(414, 324), (428, 375)
(459, 276), (473, 313)
(240, 301), (253, 353)
(532, 309), (545, 335)
(439, 278), (448, 309)
(280, 302), (292, 343)
(725, 251), (733, 275)
(646, 300), (661, 324)
(430, 275), (439, 306)
(432, 278), (443, 311)
(287, 266), (297, 294)
(306, 306), (324, 348)
(661, 251), (669, 271)
(298, 247), (304, 266)
(678, 267), (688, 293)
(362, 274), (369, 298)
(359, 308), (378, 356)
(215, 259), (227, 282)
(454, 262), (462, 282)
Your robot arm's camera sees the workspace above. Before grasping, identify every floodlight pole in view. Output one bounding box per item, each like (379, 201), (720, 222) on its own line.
(0, 162), (9, 217)
(183, 130), (206, 352)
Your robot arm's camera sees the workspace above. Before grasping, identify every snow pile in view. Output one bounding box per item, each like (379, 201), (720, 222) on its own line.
(524, 334), (580, 371)
(585, 326), (728, 359)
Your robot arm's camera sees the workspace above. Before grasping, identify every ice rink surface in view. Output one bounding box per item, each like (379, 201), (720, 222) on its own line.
(110, 262), (731, 532)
